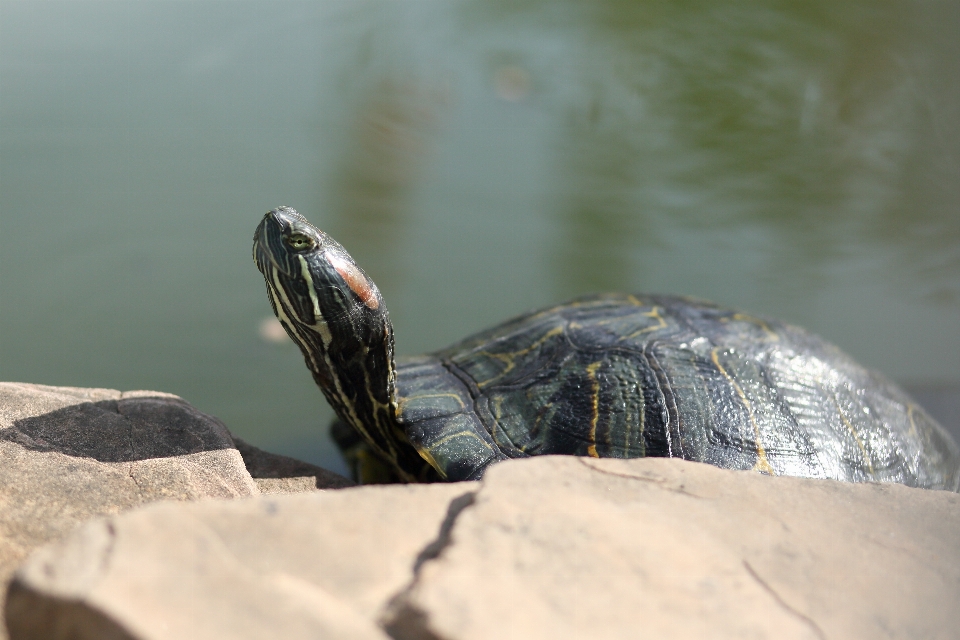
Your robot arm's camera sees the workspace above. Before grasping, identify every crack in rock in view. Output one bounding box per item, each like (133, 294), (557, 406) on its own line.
(114, 399), (141, 462)
(126, 463), (144, 493)
(743, 560), (826, 640)
(380, 491), (476, 640)
(577, 457), (708, 498)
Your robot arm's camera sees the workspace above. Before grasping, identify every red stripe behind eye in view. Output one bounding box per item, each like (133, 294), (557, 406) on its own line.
(328, 254), (380, 310)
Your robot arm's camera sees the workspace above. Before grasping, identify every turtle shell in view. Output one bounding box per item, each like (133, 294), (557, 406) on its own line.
(395, 293), (960, 488)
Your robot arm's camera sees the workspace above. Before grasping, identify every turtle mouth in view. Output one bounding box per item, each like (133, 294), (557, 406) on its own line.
(253, 210), (296, 276)
(252, 221), (278, 276)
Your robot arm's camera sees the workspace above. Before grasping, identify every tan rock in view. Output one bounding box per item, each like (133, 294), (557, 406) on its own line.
(7, 483), (477, 640)
(1, 384), (253, 588)
(232, 436), (355, 493)
(387, 456), (960, 640)
(0, 382), (350, 638)
(8, 455), (960, 640)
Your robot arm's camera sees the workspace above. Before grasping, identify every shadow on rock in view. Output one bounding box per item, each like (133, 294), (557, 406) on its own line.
(233, 436), (355, 491)
(0, 395), (236, 463)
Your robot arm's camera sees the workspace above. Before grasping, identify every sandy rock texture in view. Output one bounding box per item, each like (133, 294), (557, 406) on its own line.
(7, 483), (474, 640)
(0, 382), (351, 639)
(8, 455), (960, 640)
(389, 457), (960, 640)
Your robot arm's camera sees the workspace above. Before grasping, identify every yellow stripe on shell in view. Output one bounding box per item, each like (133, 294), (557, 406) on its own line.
(710, 348), (775, 474)
(586, 361), (602, 458)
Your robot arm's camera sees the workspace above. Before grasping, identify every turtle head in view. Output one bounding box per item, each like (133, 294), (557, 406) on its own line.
(254, 207), (411, 477)
(253, 206), (385, 333)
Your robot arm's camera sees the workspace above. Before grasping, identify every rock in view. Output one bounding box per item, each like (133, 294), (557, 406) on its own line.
(232, 436), (355, 493)
(7, 483), (476, 640)
(7, 456), (959, 640)
(0, 382), (351, 639)
(388, 457), (960, 640)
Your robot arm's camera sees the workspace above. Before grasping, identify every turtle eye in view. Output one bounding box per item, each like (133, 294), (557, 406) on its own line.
(285, 233), (315, 251)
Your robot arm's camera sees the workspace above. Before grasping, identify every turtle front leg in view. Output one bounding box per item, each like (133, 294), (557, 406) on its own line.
(330, 419), (438, 484)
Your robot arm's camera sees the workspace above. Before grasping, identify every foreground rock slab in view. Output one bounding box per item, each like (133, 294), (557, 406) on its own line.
(0, 382), (351, 639)
(7, 483), (474, 640)
(8, 456), (960, 640)
(389, 457), (960, 640)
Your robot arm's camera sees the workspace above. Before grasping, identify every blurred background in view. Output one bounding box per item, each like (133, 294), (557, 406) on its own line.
(1, 1), (958, 475)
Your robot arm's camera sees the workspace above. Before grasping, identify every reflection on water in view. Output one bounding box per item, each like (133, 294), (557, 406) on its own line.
(326, 77), (450, 293)
(1, 0), (957, 468)
(488, 2), (959, 302)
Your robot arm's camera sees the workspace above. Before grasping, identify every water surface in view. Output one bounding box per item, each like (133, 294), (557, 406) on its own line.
(2, 1), (958, 472)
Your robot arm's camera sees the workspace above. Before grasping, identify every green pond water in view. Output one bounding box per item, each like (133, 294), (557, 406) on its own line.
(2, 1), (958, 475)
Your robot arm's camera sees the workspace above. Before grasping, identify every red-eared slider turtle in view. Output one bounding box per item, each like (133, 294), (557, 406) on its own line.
(253, 207), (960, 489)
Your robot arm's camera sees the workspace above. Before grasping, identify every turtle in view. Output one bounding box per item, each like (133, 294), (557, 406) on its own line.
(253, 206), (960, 489)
